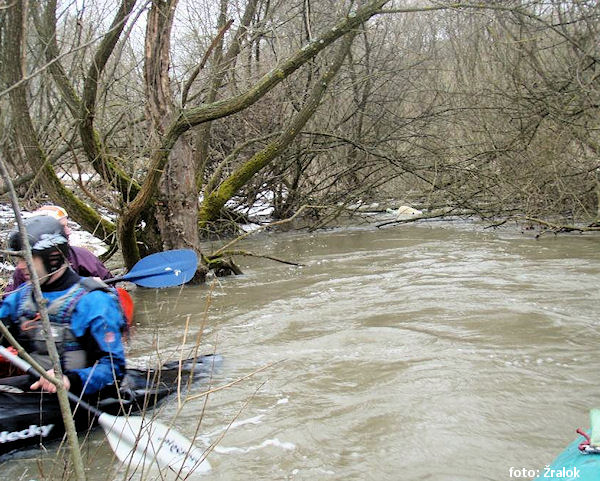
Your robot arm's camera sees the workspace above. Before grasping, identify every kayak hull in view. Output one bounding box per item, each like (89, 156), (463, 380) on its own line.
(0, 355), (220, 458)
(535, 436), (599, 481)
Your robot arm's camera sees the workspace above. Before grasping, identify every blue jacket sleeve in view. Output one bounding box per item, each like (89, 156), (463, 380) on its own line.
(0, 290), (23, 344)
(67, 290), (126, 395)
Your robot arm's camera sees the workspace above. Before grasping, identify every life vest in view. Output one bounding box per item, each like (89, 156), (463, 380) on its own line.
(16, 278), (122, 371)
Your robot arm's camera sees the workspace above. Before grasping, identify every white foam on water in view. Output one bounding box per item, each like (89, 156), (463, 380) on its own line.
(214, 438), (296, 454)
(205, 415), (265, 438)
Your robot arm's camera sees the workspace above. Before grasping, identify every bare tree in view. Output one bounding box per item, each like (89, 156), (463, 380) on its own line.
(3, 0), (599, 282)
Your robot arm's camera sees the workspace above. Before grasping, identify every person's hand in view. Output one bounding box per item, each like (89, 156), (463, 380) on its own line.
(30, 369), (70, 393)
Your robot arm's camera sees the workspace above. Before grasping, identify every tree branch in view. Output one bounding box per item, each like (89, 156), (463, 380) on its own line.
(123, 0), (390, 235)
(181, 19), (234, 107)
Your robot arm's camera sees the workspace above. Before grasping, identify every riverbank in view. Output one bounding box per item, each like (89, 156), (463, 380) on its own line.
(1, 200), (597, 288)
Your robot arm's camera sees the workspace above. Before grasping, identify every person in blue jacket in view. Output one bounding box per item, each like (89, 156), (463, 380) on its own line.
(3, 205), (112, 297)
(0, 215), (126, 395)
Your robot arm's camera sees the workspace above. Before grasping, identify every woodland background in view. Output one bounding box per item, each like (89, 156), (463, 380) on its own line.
(1, 0), (598, 280)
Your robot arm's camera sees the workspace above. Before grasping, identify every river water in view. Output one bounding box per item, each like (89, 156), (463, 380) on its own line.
(3, 222), (600, 480)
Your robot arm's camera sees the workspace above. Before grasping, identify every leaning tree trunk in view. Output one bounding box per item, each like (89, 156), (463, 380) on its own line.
(117, 0), (391, 268)
(194, 0), (259, 192)
(198, 30), (360, 229)
(596, 179), (600, 220)
(155, 134), (199, 253)
(144, 0), (205, 279)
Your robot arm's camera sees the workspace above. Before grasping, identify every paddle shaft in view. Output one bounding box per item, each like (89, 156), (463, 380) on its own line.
(0, 346), (102, 417)
(104, 266), (172, 285)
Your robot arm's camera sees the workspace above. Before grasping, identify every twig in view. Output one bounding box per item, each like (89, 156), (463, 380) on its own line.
(526, 216), (600, 233)
(185, 360), (283, 402)
(0, 158), (86, 481)
(376, 207), (461, 228)
(212, 204), (332, 256)
(209, 249), (304, 267)
(181, 19), (234, 107)
(200, 380), (268, 472)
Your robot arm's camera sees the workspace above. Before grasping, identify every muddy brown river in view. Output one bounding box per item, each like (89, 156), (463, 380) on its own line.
(3, 222), (600, 480)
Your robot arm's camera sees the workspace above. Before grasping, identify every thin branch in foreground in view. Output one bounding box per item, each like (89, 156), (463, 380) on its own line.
(185, 360), (284, 402)
(200, 380), (268, 473)
(0, 156), (86, 481)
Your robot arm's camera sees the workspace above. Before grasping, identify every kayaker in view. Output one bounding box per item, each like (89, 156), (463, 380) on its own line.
(3, 205), (112, 296)
(0, 215), (126, 395)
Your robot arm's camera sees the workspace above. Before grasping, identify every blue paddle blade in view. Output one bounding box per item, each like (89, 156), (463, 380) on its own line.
(121, 249), (198, 288)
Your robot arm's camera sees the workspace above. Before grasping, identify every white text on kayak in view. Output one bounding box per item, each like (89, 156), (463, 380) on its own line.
(0, 424), (55, 443)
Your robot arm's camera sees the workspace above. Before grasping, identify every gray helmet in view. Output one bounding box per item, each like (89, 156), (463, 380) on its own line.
(7, 215), (69, 274)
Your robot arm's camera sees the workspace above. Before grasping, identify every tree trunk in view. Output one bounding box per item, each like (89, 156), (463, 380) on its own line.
(143, 0), (204, 278)
(597, 179), (600, 220)
(2, 4), (87, 479)
(156, 134), (199, 252)
(3, 0), (116, 244)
